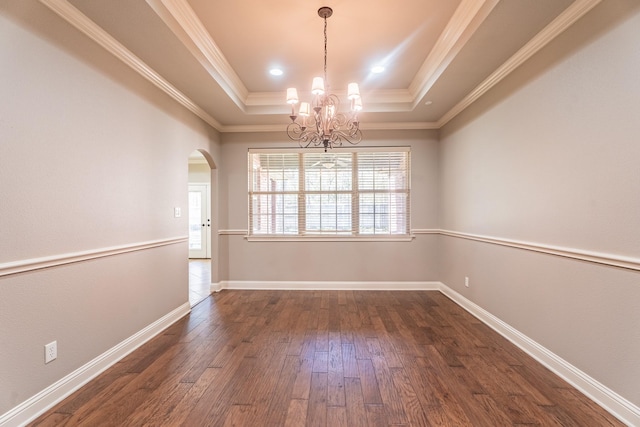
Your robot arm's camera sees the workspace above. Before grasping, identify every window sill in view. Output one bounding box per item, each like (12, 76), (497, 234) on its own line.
(245, 234), (415, 242)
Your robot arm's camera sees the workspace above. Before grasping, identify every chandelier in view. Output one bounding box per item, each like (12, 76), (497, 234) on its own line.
(286, 6), (363, 152)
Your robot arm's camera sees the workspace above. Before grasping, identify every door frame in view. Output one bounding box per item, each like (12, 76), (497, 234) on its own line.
(188, 149), (219, 286)
(188, 183), (211, 259)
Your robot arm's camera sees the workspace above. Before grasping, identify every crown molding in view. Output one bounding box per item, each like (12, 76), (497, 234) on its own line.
(244, 91), (288, 107)
(360, 122), (440, 131)
(40, 0), (601, 134)
(219, 124), (285, 133)
(243, 0), (499, 112)
(246, 88), (414, 108)
(146, 0), (249, 111)
(219, 121), (439, 133)
(39, 0), (223, 131)
(408, 0), (499, 106)
(437, 0), (603, 127)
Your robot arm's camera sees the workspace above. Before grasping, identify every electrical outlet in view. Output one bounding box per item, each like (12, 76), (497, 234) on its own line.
(45, 341), (57, 364)
(465, 276), (470, 288)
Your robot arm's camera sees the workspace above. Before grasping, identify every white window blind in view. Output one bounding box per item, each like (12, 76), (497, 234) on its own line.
(248, 148), (410, 237)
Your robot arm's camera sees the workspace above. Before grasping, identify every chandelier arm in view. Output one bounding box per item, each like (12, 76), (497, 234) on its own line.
(286, 122), (326, 149)
(330, 126), (362, 146)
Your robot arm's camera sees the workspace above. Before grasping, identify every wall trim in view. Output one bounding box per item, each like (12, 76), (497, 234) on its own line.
(145, 0), (248, 111)
(218, 227), (638, 271)
(439, 283), (640, 427)
(439, 229), (640, 272)
(0, 302), (191, 427)
(218, 229), (247, 235)
(219, 228), (440, 240)
(40, 0), (599, 133)
(0, 236), (188, 278)
(411, 228), (440, 234)
(437, 0), (602, 127)
(218, 280), (441, 291)
(39, 0), (223, 131)
(245, 235), (415, 242)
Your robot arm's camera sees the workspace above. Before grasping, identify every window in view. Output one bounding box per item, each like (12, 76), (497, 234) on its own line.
(248, 148), (410, 238)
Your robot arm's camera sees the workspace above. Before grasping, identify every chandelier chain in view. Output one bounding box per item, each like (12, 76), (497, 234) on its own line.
(323, 15), (328, 84)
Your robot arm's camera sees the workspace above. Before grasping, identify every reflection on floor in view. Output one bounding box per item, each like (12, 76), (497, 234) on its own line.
(189, 259), (211, 307)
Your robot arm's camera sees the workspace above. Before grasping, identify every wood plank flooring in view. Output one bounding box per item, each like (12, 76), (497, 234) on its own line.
(30, 290), (624, 426)
(189, 260), (212, 307)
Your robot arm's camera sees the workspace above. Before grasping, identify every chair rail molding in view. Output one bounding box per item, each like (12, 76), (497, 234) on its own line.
(438, 229), (640, 272)
(0, 236), (188, 277)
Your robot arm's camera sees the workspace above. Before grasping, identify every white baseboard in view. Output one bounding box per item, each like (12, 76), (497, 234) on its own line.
(218, 280), (441, 291)
(439, 283), (640, 427)
(0, 302), (191, 427)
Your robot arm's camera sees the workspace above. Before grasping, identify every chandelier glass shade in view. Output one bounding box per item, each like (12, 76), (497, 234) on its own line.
(286, 7), (363, 152)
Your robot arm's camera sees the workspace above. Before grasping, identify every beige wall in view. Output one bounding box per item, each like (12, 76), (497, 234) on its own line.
(2, 0), (640, 422)
(439, 0), (640, 408)
(217, 130), (441, 283)
(0, 1), (220, 415)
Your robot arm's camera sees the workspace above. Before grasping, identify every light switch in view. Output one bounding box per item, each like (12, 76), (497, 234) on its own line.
(174, 207), (181, 218)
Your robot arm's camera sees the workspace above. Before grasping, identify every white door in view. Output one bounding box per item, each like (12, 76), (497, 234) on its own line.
(188, 184), (210, 258)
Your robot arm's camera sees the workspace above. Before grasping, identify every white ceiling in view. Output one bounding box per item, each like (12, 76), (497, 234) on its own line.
(41, 0), (601, 133)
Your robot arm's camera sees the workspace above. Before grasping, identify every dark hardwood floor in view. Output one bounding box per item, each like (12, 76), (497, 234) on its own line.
(30, 290), (624, 426)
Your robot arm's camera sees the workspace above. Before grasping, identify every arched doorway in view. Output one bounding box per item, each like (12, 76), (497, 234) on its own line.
(188, 149), (217, 306)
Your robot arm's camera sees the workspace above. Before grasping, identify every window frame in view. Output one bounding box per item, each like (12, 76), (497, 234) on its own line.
(247, 147), (412, 242)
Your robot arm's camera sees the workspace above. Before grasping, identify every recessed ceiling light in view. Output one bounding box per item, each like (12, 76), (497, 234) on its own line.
(269, 68), (283, 76)
(371, 65), (385, 74)
(425, 100), (433, 106)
